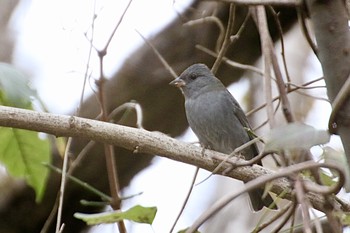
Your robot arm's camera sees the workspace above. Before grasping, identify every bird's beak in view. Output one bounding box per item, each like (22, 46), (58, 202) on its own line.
(169, 78), (186, 88)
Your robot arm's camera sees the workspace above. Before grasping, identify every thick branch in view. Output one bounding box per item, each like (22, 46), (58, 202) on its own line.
(207, 0), (301, 6)
(0, 106), (348, 213)
(306, 0), (350, 168)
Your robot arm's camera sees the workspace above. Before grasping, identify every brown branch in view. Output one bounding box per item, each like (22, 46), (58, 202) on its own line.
(0, 106), (348, 212)
(253, 6), (276, 128)
(306, 0), (350, 171)
(212, 4), (236, 74)
(185, 161), (345, 233)
(196, 45), (264, 75)
(253, 6), (295, 124)
(184, 16), (225, 53)
(206, 0), (301, 6)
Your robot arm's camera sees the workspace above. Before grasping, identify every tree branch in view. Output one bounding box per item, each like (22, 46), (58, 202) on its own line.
(0, 105), (349, 213)
(207, 0), (302, 6)
(306, 0), (350, 170)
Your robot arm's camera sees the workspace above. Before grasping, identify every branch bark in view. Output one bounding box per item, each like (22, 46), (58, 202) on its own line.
(306, 0), (350, 169)
(0, 105), (348, 213)
(207, 0), (301, 6)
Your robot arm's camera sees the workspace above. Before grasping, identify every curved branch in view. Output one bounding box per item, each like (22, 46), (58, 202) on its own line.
(186, 161), (345, 233)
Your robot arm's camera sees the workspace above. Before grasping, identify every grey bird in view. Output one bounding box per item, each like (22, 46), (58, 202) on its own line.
(169, 63), (275, 211)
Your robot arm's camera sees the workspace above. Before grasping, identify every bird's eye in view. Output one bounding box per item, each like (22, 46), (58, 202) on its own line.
(190, 74), (197, 80)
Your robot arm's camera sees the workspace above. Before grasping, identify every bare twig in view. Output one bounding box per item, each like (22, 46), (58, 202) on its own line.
(184, 16), (225, 52)
(328, 73), (350, 134)
(286, 82), (325, 90)
(136, 30), (178, 79)
(55, 138), (72, 233)
(267, 6), (292, 84)
(270, 202), (297, 233)
(196, 45), (263, 75)
(252, 202), (294, 232)
(206, 0), (301, 6)
(297, 7), (318, 57)
(100, 0), (133, 53)
(253, 6), (275, 128)
(169, 167), (200, 233)
(246, 77), (324, 117)
(256, 6), (295, 123)
(185, 161), (345, 233)
(212, 4), (236, 74)
(295, 177), (312, 233)
(108, 101), (145, 129)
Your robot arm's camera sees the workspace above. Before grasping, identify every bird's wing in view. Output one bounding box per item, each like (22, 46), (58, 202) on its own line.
(226, 90), (261, 159)
(226, 90), (252, 129)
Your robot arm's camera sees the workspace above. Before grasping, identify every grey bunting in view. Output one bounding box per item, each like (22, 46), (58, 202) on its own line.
(169, 63), (275, 211)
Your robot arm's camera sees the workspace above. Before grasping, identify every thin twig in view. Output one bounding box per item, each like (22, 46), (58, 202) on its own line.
(246, 77), (324, 117)
(297, 7), (318, 57)
(55, 137), (72, 233)
(309, 208), (323, 233)
(252, 202), (294, 232)
(253, 98), (281, 131)
(270, 202), (297, 233)
(185, 161), (345, 233)
(212, 4), (236, 74)
(184, 16), (225, 52)
(267, 6), (292, 84)
(286, 82), (325, 90)
(79, 1), (97, 115)
(295, 176), (312, 233)
(196, 45), (263, 75)
(262, 10), (295, 123)
(328, 73), (350, 134)
(46, 163), (112, 202)
(207, 137), (268, 181)
(136, 30), (178, 79)
(253, 6), (275, 128)
(206, 0), (301, 5)
(294, 89), (329, 102)
(270, 45), (295, 123)
(100, 0), (133, 53)
(108, 101), (145, 129)
(169, 167), (200, 233)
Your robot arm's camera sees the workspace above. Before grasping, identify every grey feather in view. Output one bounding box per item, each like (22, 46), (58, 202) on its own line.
(170, 63), (275, 211)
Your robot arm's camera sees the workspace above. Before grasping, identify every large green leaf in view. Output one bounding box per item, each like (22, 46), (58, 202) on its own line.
(0, 63), (50, 202)
(74, 205), (157, 225)
(0, 127), (50, 202)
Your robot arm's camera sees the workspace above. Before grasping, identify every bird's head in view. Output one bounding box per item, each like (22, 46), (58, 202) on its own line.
(169, 63), (222, 98)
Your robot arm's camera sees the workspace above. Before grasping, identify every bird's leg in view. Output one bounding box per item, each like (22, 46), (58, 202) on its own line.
(200, 144), (210, 157)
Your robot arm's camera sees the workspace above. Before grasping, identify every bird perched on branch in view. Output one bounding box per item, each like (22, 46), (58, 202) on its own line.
(169, 63), (275, 211)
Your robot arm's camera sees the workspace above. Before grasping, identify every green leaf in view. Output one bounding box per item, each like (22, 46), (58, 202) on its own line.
(264, 123), (330, 151)
(0, 127), (50, 202)
(74, 205), (157, 225)
(0, 62), (37, 108)
(334, 211), (350, 225)
(319, 170), (337, 187)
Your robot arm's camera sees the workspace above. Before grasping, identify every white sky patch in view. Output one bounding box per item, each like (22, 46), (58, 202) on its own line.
(12, 0), (191, 113)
